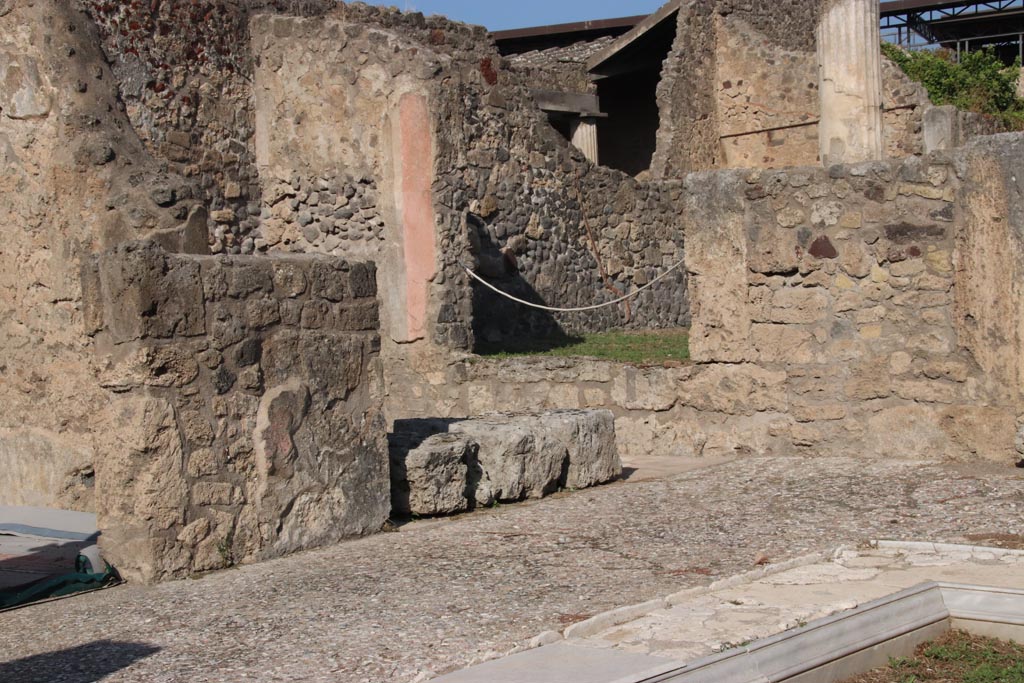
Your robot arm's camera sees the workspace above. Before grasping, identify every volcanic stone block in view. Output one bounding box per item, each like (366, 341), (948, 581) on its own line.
(449, 417), (567, 506)
(390, 433), (477, 516)
(534, 410), (621, 490)
(389, 410), (621, 516)
(94, 241), (205, 341)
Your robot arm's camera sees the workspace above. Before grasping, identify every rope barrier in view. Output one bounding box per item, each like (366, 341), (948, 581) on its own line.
(458, 258), (687, 314)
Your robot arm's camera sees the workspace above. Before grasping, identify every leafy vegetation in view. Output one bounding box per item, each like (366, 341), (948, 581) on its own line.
(882, 43), (1024, 129)
(476, 329), (690, 365)
(846, 630), (1024, 683)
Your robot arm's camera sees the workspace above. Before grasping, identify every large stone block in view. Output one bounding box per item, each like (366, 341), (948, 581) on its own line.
(97, 397), (189, 584)
(451, 417), (564, 505)
(862, 405), (957, 459)
(684, 172), (755, 363)
(535, 409), (621, 490)
(678, 364), (789, 415)
(389, 410), (621, 515)
(768, 287), (828, 324)
(611, 367), (683, 412)
(389, 432), (476, 516)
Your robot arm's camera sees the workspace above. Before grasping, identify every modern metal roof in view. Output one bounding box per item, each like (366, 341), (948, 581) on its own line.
(494, 2), (1024, 66)
(491, 14), (648, 57)
(490, 15), (648, 43)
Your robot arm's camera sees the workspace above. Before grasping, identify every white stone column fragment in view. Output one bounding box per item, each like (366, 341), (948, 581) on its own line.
(571, 117), (599, 164)
(816, 0), (884, 166)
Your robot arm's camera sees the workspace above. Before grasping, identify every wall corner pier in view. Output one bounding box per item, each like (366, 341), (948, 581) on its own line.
(83, 241), (389, 584)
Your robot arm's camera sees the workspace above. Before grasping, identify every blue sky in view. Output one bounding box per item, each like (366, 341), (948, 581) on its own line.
(365, 1), (666, 31)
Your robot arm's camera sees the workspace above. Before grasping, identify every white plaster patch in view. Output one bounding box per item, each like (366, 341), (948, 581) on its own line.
(0, 50), (52, 119)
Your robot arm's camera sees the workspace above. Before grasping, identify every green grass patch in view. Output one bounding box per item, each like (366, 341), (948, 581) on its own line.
(846, 631), (1024, 683)
(475, 328), (690, 365)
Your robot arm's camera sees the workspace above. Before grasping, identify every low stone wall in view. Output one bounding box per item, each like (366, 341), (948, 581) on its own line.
(390, 146), (1024, 464)
(388, 356), (792, 461)
(679, 149), (1015, 460)
(83, 242), (388, 583)
(389, 353), (1011, 463)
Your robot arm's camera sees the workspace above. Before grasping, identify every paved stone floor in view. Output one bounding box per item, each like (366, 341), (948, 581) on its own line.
(435, 542), (1024, 683)
(1, 456), (1022, 683)
(577, 542), (1024, 662)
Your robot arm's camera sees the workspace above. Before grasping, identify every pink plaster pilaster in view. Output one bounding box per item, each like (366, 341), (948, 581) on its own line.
(398, 92), (437, 342)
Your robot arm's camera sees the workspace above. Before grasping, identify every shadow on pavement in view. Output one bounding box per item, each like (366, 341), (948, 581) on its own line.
(0, 640), (160, 683)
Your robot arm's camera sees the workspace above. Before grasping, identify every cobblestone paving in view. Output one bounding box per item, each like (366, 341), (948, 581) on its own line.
(1, 457), (1022, 683)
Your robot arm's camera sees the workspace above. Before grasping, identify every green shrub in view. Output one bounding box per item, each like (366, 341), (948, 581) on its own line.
(882, 43), (1024, 129)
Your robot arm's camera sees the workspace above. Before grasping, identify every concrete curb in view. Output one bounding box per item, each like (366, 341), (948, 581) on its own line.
(490, 540), (1024, 681)
(873, 539), (1024, 558)
(651, 582), (1024, 683)
(442, 582), (1024, 683)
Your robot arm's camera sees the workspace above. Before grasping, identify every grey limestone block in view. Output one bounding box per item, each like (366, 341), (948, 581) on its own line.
(390, 432), (476, 516)
(450, 417), (567, 506)
(389, 410), (621, 516)
(535, 409), (621, 490)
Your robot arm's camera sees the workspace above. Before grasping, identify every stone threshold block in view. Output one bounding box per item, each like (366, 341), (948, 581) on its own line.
(389, 410), (621, 517)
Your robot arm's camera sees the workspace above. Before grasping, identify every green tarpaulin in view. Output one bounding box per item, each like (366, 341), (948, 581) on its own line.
(0, 565), (119, 611)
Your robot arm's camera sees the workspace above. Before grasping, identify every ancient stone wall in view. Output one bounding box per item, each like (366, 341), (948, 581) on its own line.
(881, 57), (930, 159)
(652, 0), (931, 176)
(1, 1), (389, 581)
(0, 0), (208, 511)
(83, 241), (387, 583)
(652, 0), (826, 177)
(75, 0), (335, 255)
(955, 134), (1024, 405)
(251, 9), (688, 357)
(717, 48), (929, 170)
(720, 0), (824, 52)
(652, 1), (721, 177)
(506, 39), (610, 94)
(682, 154), (1013, 460)
(715, 14), (820, 169)
(389, 146), (1024, 464)
(922, 105), (1015, 153)
(428, 25), (689, 346)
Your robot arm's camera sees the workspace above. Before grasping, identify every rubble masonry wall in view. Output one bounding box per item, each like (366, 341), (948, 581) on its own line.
(250, 10), (690, 357)
(0, 1), (389, 584)
(0, 0), (210, 511)
(83, 242), (388, 583)
(388, 147), (1023, 464)
(75, 0), (336, 255)
(651, 0), (929, 176)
